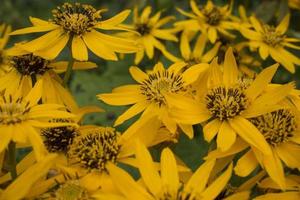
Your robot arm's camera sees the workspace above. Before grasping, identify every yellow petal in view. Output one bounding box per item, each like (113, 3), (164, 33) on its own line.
(161, 148), (179, 198)
(180, 33), (191, 60)
(217, 121), (236, 152)
(262, 149), (286, 189)
(255, 192), (300, 200)
(135, 140), (162, 196)
(200, 163), (233, 199)
(276, 13), (290, 34)
(99, 10), (131, 27)
(35, 33), (69, 60)
(249, 16), (263, 32)
(114, 101), (148, 126)
(72, 36), (88, 61)
(223, 47), (239, 87)
(203, 119), (222, 142)
(208, 27), (217, 43)
(98, 92), (144, 106)
(83, 31), (117, 60)
(245, 63), (279, 100)
(229, 116), (271, 155)
(276, 143), (300, 169)
(129, 66), (148, 83)
(0, 154), (56, 200)
(234, 150), (258, 177)
(107, 163), (154, 200)
(185, 159), (216, 194)
(9, 25), (58, 35)
(21, 28), (63, 52)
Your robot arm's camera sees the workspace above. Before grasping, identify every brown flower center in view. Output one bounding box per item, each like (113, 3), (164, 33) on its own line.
(250, 109), (296, 146)
(205, 86), (249, 121)
(262, 25), (285, 47)
(52, 3), (101, 35)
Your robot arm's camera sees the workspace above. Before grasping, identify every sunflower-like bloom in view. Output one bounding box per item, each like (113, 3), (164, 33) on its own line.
(9, 3), (139, 61)
(98, 62), (209, 138)
(108, 141), (250, 200)
(0, 50), (96, 111)
(118, 6), (178, 64)
(0, 84), (76, 160)
(167, 48), (294, 154)
(175, 0), (236, 43)
(234, 108), (300, 189)
(169, 33), (221, 66)
(0, 154), (57, 200)
(255, 175), (300, 199)
(61, 121), (160, 191)
(0, 24), (12, 76)
(240, 14), (300, 73)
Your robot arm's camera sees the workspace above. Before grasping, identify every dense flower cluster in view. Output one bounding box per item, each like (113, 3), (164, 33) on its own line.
(0, 1), (300, 199)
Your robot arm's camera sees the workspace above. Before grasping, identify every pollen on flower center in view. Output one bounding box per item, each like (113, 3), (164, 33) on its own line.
(42, 120), (78, 153)
(140, 70), (185, 106)
(205, 86), (248, 121)
(250, 109), (296, 146)
(67, 127), (121, 172)
(262, 25), (285, 47)
(52, 3), (101, 35)
(202, 7), (222, 26)
(0, 95), (30, 125)
(135, 23), (151, 35)
(10, 54), (51, 76)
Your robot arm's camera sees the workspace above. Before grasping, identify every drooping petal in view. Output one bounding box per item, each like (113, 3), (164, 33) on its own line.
(72, 36), (88, 61)
(229, 116), (271, 155)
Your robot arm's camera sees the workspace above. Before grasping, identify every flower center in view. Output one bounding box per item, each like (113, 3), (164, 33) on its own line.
(205, 86), (248, 121)
(67, 127), (120, 172)
(250, 109), (296, 146)
(42, 120), (78, 153)
(202, 7), (222, 26)
(262, 25), (285, 47)
(52, 3), (101, 35)
(54, 180), (90, 200)
(135, 23), (151, 35)
(10, 54), (51, 76)
(0, 95), (30, 125)
(140, 70), (185, 106)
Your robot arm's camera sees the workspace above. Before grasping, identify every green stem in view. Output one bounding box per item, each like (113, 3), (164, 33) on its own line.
(8, 142), (17, 180)
(63, 58), (75, 87)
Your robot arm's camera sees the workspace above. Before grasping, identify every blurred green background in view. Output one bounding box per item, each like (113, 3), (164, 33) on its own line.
(1, 0), (300, 171)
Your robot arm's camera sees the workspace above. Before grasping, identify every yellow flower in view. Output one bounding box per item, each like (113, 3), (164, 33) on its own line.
(0, 24), (12, 76)
(169, 32), (221, 66)
(108, 141), (249, 200)
(98, 62), (209, 138)
(60, 122), (159, 191)
(118, 6), (178, 64)
(0, 83), (76, 160)
(206, 106), (300, 190)
(240, 14), (300, 73)
(175, 0), (236, 43)
(9, 3), (138, 61)
(167, 48), (294, 154)
(0, 51), (96, 111)
(234, 108), (300, 189)
(0, 153), (57, 200)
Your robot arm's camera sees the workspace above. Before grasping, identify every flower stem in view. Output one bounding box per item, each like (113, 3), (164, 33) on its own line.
(63, 58), (75, 87)
(8, 142), (17, 180)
